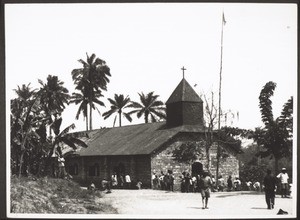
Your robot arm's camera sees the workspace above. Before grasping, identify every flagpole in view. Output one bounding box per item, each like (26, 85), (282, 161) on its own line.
(216, 11), (225, 182)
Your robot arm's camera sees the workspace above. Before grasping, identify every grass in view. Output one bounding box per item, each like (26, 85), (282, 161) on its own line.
(10, 176), (118, 214)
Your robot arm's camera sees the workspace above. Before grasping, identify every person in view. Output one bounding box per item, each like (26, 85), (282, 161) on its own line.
(184, 173), (192, 193)
(125, 174), (131, 189)
(159, 171), (165, 190)
(191, 176), (197, 193)
(211, 175), (217, 192)
(264, 169), (277, 209)
(153, 175), (159, 189)
(217, 175), (225, 192)
(57, 155), (66, 178)
(180, 172), (186, 192)
(101, 178), (111, 193)
(119, 174), (125, 188)
(111, 173), (118, 188)
(152, 172), (156, 188)
(277, 168), (289, 198)
(253, 181), (261, 191)
(227, 175), (233, 192)
(246, 181), (252, 191)
(164, 172), (170, 190)
(234, 177), (241, 191)
(88, 182), (96, 191)
(169, 173), (175, 192)
(199, 172), (212, 209)
(136, 179), (142, 189)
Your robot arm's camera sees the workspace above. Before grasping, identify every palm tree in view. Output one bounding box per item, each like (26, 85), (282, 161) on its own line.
(69, 91), (88, 131)
(70, 89), (105, 131)
(71, 53), (111, 130)
(102, 94), (132, 127)
(128, 92), (166, 123)
(257, 81), (293, 174)
(38, 75), (70, 136)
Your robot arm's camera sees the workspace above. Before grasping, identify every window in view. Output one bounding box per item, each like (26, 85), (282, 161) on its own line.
(88, 163), (99, 176)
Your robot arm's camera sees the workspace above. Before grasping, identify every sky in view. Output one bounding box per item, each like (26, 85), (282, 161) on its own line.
(5, 3), (297, 132)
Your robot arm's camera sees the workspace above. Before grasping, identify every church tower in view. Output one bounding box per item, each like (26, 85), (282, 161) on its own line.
(166, 77), (204, 127)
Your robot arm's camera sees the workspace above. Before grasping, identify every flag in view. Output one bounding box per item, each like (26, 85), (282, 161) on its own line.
(223, 12), (226, 25)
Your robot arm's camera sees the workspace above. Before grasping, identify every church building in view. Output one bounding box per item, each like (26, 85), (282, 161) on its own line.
(64, 77), (240, 190)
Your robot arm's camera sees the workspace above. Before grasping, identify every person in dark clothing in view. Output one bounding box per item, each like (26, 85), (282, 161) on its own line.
(227, 175), (233, 192)
(263, 169), (277, 209)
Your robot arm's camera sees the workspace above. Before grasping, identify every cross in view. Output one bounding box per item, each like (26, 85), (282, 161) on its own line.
(181, 66), (186, 78)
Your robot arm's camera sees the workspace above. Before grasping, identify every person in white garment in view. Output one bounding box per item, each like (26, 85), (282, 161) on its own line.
(277, 168), (289, 198)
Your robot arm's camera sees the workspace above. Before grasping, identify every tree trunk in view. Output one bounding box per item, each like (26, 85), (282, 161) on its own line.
(18, 150), (25, 178)
(89, 101), (92, 130)
(86, 115), (88, 131)
(274, 156), (279, 175)
(216, 142), (220, 180)
(119, 112), (122, 127)
(206, 145), (211, 171)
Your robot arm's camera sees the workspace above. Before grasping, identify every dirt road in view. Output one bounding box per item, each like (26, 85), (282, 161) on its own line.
(99, 189), (294, 218)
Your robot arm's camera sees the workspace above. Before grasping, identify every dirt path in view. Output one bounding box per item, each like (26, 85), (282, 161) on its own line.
(99, 189), (294, 218)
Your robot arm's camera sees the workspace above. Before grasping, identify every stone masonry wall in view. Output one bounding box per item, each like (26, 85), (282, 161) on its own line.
(151, 137), (239, 190)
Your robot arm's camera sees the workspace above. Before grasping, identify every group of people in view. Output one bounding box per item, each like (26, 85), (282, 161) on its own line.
(89, 173), (143, 193)
(152, 170), (175, 191)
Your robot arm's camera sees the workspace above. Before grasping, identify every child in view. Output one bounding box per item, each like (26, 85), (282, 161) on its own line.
(136, 179), (143, 189)
(200, 172), (212, 209)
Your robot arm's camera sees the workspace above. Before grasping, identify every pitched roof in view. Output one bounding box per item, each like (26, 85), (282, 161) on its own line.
(66, 122), (205, 157)
(166, 78), (203, 104)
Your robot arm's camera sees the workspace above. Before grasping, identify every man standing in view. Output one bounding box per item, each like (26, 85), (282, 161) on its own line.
(277, 168), (289, 198)
(264, 169), (277, 209)
(57, 155), (66, 179)
(199, 172), (212, 209)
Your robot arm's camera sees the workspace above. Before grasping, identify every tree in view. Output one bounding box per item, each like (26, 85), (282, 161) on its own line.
(10, 84), (47, 177)
(48, 116), (88, 158)
(71, 53), (111, 130)
(202, 92), (218, 171)
(172, 141), (205, 164)
(69, 90), (89, 131)
(102, 94), (132, 127)
(128, 92), (166, 123)
(37, 75), (70, 136)
(256, 81), (293, 174)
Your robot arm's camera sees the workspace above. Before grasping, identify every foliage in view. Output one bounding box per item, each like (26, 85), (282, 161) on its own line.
(10, 76), (88, 177)
(172, 141), (205, 164)
(239, 143), (293, 183)
(38, 75), (70, 116)
(128, 91), (166, 123)
(71, 53), (111, 130)
(10, 84), (49, 177)
(49, 116), (89, 158)
(102, 94), (132, 127)
(256, 81), (293, 173)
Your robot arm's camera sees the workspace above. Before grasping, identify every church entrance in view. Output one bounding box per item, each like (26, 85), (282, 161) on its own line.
(191, 162), (203, 177)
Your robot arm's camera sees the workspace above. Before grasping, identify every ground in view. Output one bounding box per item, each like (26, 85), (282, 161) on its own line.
(99, 189), (294, 218)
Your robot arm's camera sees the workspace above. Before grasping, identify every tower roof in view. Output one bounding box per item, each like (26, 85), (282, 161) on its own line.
(166, 78), (202, 104)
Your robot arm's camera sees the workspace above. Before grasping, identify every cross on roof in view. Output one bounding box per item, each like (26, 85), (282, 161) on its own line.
(181, 66), (186, 78)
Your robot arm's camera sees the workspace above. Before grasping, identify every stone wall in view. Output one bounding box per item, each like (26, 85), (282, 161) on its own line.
(151, 135), (239, 190)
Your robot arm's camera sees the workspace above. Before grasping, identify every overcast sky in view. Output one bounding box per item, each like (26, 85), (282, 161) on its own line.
(5, 3), (297, 132)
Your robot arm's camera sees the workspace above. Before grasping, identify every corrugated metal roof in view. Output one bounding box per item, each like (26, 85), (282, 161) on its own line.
(69, 122), (206, 156)
(166, 78), (203, 104)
